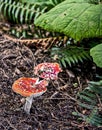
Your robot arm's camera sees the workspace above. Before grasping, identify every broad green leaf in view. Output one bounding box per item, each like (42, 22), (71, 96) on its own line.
(90, 43), (102, 68)
(35, 0), (102, 41)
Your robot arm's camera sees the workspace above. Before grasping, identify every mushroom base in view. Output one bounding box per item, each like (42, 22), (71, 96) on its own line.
(23, 95), (34, 114)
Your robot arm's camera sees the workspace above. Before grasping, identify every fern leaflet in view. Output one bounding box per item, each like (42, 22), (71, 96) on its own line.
(0, 0), (46, 24)
(77, 80), (102, 126)
(51, 45), (91, 67)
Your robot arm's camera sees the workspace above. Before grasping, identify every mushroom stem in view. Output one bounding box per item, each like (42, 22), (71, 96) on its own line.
(23, 95), (34, 114)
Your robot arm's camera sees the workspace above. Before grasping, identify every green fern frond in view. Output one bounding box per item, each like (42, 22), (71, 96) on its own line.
(77, 80), (102, 126)
(51, 45), (90, 67)
(49, 0), (65, 6)
(10, 26), (58, 38)
(0, 22), (58, 39)
(0, 0), (46, 24)
(78, 80), (102, 109)
(87, 80), (102, 95)
(9, 27), (34, 38)
(87, 108), (102, 126)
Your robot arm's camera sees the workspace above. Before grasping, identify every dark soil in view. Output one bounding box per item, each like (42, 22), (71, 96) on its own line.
(0, 33), (101, 130)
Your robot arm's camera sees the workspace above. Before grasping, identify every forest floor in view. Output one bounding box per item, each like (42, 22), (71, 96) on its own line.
(0, 32), (102, 130)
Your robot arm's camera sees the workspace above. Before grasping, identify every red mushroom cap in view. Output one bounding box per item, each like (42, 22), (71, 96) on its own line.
(34, 63), (62, 80)
(12, 77), (48, 97)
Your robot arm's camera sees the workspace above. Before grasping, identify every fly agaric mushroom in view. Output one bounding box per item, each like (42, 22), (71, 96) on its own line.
(34, 63), (62, 80)
(12, 77), (48, 114)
